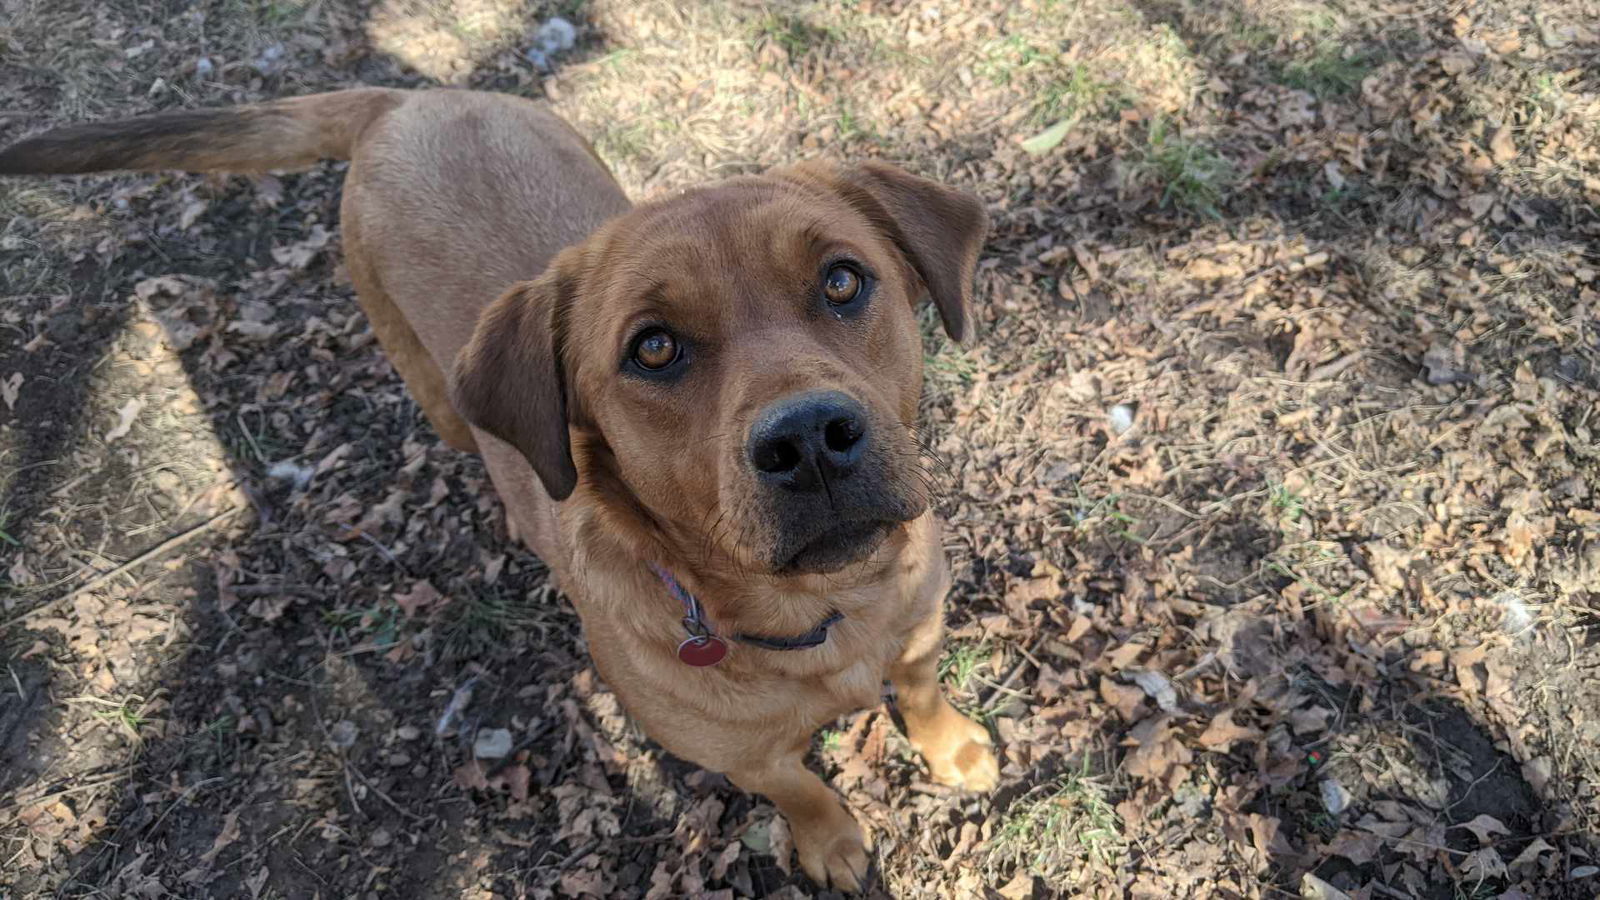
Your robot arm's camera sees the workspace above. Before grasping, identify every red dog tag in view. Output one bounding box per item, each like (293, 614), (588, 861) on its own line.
(677, 635), (728, 667)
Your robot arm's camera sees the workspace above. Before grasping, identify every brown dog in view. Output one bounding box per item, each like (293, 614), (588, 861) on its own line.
(0, 89), (997, 889)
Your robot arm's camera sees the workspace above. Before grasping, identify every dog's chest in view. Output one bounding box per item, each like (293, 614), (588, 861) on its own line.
(819, 656), (886, 712)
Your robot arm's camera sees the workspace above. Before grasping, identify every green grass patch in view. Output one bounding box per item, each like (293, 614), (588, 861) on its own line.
(978, 38), (1128, 131)
(990, 765), (1124, 881)
(1280, 43), (1374, 97)
(441, 586), (556, 660)
(819, 728), (844, 752)
(938, 640), (991, 693)
(753, 11), (837, 60)
(1269, 480), (1304, 521)
(1135, 119), (1234, 218)
(71, 694), (153, 741)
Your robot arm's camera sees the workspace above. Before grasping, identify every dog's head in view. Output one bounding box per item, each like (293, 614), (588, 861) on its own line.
(451, 161), (986, 576)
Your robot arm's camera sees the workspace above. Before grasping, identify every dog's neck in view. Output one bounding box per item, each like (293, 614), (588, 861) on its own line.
(648, 563), (845, 665)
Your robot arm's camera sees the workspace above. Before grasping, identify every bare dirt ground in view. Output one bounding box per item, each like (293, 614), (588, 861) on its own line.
(2, 0), (1599, 897)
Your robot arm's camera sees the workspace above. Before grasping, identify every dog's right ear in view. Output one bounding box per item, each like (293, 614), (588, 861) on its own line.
(450, 260), (579, 501)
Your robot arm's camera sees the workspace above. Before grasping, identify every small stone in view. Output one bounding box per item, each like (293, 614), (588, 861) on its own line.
(1320, 777), (1352, 815)
(386, 752), (411, 767)
(395, 725), (421, 741)
(1129, 669), (1178, 711)
(536, 17), (577, 52)
(369, 828), (392, 849)
(328, 719), (359, 750)
(473, 727), (514, 759)
(47, 311), (82, 342)
(252, 43), (286, 76)
(1109, 403), (1137, 435)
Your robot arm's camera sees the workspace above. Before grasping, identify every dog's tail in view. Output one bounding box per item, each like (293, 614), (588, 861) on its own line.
(0, 89), (404, 175)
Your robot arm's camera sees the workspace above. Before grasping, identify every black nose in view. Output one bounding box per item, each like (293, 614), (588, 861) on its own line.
(747, 391), (869, 491)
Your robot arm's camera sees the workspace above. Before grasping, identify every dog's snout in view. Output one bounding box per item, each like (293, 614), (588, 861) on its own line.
(748, 391), (868, 490)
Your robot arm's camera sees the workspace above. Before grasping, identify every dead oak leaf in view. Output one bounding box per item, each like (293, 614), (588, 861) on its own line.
(558, 864), (610, 898)
(489, 763), (532, 802)
(1489, 127), (1517, 164)
(270, 224), (333, 271)
(768, 812), (793, 875)
(997, 873), (1037, 900)
(1123, 714), (1192, 783)
(1198, 709), (1262, 751)
(1510, 836), (1555, 869)
(1, 372), (21, 410)
(1099, 676), (1146, 721)
(1453, 813), (1510, 845)
(1288, 705), (1333, 735)
(1323, 829), (1384, 866)
(246, 865), (269, 900)
(199, 809), (241, 866)
(245, 594), (292, 622)
(1247, 813), (1292, 869)
(1105, 641), (1147, 669)
(178, 198), (209, 230)
(1300, 873), (1352, 900)
(1459, 846), (1508, 880)
(395, 580), (444, 618)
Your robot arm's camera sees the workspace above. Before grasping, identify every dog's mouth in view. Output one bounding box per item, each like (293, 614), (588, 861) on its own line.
(777, 519), (894, 575)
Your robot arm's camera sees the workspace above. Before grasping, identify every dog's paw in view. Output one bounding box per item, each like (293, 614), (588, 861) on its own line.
(918, 710), (999, 792)
(793, 816), (872, 892)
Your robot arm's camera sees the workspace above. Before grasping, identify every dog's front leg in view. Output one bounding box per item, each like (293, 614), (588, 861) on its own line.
(727, 753), (870, 891)
(890, 614), (1000, 792)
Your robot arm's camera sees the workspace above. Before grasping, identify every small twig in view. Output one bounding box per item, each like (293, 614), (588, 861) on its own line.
(0, 774), (130, 816)
(308, 693), (364, 819)
(144, 777), (225, 836)
(347, 766), (424, 823)
(1173, 651), (1218, 683)
(229, 584), (324, 599)
(0, 508), (241, 634)
(981, 639), (1042, 710)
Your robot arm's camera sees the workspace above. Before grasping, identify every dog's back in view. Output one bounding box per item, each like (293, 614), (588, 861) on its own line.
(0, 88), (631, 516)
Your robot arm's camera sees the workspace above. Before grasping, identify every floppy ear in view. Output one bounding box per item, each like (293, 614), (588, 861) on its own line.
(787, 160), (988, 343)
(449, 262), (579, 501)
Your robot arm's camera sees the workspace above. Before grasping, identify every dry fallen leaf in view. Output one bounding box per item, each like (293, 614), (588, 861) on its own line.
(1459, 846), (1508, 880)
(1129, 669), (1178, 711)
(105, 397), (146, 442)
(1287, 705), (1333, 735)
(1, 372), (21, 410)
(997, 872), (1037, 899)
(1323, 829), (1383, 866)
(1300, 872), (1352, 900)
(1199, 710), (1262, 751)
(198, 809), (241, 866)
(1454, 813), (1510, 845)
(768, 812), (793, 875)
(178, 198), (209, 230)
(1510, 836), (1555, 869)
(1099, 676), (1146, 721)
(1489, 127), (1517, 164)
(558, 864), (609, 898)
(395, 580), (444, 618)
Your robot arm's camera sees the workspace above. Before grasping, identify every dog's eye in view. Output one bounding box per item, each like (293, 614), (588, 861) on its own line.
(632, 329), (680, 370)
(822, 264), (863, 306)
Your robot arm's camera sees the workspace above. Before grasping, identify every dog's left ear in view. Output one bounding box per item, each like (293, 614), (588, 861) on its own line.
(449, 252), (581, 501)
(784, 161), (988, 343)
